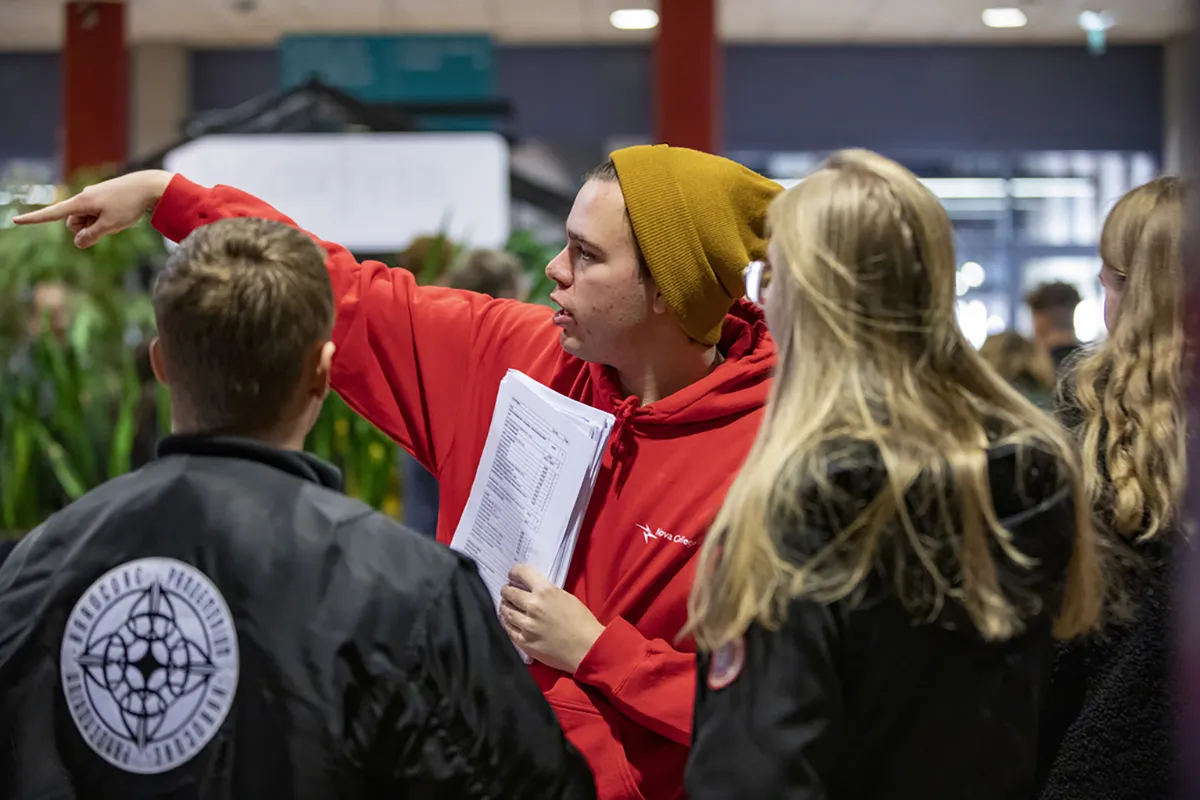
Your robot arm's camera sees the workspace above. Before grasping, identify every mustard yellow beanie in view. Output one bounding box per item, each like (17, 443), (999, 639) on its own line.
(610, 144), (782, 344)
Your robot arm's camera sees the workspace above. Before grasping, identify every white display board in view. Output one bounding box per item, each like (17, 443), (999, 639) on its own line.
(164, 132), (510, 252)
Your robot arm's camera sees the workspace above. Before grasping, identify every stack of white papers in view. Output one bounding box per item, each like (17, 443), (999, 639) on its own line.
(449, 370), (615, 657)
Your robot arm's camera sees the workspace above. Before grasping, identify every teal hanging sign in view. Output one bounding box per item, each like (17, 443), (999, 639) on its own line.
(279, 34), (494, 103)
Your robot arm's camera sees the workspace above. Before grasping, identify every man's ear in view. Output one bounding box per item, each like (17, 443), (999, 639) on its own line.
(312, 340), (336, 397)
(148, 338), (168, 386)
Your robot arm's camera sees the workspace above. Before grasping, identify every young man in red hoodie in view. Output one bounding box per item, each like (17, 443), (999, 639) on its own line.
(16, 145), (781, 800)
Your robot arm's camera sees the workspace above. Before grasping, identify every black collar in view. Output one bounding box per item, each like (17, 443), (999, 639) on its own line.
(155, 434), (344, 492)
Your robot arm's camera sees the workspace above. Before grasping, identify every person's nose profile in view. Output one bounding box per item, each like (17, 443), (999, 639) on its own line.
(545, 248), (572, 288)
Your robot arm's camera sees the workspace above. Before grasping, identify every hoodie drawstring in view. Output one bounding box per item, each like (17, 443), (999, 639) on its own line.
(608, 396), (640, 460)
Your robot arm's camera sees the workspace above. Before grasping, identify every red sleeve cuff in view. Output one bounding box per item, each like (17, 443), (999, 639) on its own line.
(150, 174), (211, 244)
(574, 616), (646, 695)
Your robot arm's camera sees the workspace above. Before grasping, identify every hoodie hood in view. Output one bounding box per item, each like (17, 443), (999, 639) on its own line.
(586, 299), (776, 428)
(780, 440), (1076, 634)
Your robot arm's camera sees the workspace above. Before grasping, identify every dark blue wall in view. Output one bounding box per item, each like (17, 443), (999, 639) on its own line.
(0, 53), (61, 165)
(725, 45), (1164, 156)
(0, 44), (1166, 168)
(496, 46), (653, 144)
(190, 48), (280, 113)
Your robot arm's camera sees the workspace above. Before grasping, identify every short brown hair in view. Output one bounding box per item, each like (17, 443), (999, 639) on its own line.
(153, 218), (334, 435)
(585, 159), (652, 282)
(1026, 281), (1082, 330)
(441, 248), (525, 298)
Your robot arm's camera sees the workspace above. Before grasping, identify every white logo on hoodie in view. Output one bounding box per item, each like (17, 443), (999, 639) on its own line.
(636, 523), (697, 548)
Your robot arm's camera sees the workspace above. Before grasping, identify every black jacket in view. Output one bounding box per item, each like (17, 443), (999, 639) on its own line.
(687, 443), (1075, 800)
(1036, 535), (1176, 800)
(0, 435), (596, 800)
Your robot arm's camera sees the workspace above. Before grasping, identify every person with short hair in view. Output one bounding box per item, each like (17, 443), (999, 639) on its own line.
(0, 217), (596, 799)
(442, 247), (528, 298)
(979, 329), (1056, 409)
(1026, 281), (1083, 376)
(15, 144), (782, 800)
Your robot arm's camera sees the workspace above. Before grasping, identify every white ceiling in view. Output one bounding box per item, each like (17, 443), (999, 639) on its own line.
(0, 0), (1190, 50)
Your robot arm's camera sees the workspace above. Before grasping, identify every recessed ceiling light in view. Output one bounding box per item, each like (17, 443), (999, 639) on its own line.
(610, 9), (660, 30)
(982, 7), (1028, 28)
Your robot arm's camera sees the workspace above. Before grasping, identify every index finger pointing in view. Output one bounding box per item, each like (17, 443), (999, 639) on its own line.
(12, 196), (83, 226)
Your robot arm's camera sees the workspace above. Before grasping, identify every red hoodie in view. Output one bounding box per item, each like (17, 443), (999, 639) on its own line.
(153, 176), (775, 800)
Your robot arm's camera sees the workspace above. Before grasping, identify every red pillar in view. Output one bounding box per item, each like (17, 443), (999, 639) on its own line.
(63, 1), (128, 180)
(654, 0), (720, 154)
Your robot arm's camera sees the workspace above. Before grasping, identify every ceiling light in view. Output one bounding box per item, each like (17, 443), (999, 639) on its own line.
(1078, 10), (1115, 53)
(982, 8), (1028, 28)
(610, 9), (659, 30)
(1078, 10), (1115, 32)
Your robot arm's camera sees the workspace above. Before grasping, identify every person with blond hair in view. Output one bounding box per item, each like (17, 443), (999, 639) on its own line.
(979, 329), (1056, 409)
(1037, 176), (1185, 800)
(684, 149), (1102, 799)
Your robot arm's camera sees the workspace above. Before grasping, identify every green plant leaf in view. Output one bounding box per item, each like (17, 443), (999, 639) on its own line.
(30, 422), (87, 501)
(107, 355), (141, 480)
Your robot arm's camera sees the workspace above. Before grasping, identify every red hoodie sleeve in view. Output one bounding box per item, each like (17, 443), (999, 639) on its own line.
(573, 617), (695, 745)
(150, 174), (550, 475)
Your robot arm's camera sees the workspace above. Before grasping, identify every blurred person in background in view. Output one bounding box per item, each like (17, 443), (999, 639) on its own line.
(401, 246), (529, 537)
(25, 281), (74, 340)
(979, 330), (1056, 409)
(0, 217), (595, 799)
(1026, 281), (1083, 377)
(442, 247), (530, 299)
(1037, 176), (1185, 800)
(394, 233), (456, 283)
(685, 149), (1101, 799)
(15, 144), (781, 800)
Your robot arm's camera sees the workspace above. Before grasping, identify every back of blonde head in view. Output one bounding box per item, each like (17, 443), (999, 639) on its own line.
(689, 149), (1100, 649)
(1070, 177), (1186, 542)
(979, 331), (1055, 390)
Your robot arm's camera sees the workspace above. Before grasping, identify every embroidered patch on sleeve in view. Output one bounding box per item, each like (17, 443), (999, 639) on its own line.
(706, 635), (746, 691)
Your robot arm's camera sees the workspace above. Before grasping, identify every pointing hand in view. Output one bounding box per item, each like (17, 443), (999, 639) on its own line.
(13, 170), (175, 248)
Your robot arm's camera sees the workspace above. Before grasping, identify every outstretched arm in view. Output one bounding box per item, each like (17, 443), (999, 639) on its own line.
(14, 172), (552, 475)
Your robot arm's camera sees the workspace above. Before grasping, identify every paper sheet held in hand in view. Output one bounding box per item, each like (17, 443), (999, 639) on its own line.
(449, 370), (615, 624)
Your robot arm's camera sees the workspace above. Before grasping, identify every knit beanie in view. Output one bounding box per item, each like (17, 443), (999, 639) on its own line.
(610, 144), (782, 344)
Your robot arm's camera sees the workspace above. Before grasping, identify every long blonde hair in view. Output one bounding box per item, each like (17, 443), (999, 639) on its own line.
(689, 149), (1101, 649)
(979, 331), (1056, 391)
(1070, 177), (1186, 542)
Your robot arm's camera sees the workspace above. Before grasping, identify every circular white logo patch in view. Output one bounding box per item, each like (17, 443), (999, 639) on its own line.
(60, 558), (239, 775)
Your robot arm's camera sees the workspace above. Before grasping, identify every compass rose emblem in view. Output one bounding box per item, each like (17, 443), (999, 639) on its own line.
(61, 558), (239, 774)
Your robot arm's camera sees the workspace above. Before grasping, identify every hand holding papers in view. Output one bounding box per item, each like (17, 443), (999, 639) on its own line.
(498, 564), (607, 674)
(449, 370), (615, 661)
